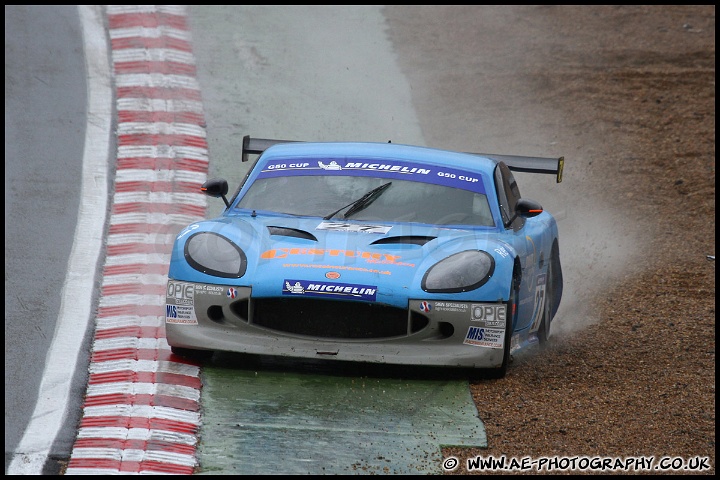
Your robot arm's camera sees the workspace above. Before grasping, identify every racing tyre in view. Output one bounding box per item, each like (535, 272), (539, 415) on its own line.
(538, 253), (555, 347)
(171, 346), (214, 362)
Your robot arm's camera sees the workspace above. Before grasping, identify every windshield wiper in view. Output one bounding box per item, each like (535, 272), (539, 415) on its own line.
(323, 181), (392, 220)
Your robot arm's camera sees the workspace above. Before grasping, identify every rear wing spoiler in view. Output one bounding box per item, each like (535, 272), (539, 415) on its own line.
(241, 135), (564, 183)
(469, 152), (564, 183)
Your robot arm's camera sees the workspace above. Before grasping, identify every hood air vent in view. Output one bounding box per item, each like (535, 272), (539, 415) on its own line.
(267, 226), (317, 241)
(371, 236), (436, 246)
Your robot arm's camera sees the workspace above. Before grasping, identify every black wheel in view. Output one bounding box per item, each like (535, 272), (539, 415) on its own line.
(538, 254), (555, 347)
(171, 346), (214, 362)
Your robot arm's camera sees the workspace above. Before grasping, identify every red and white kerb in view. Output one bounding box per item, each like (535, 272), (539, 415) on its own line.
(65, 5), (208, 474)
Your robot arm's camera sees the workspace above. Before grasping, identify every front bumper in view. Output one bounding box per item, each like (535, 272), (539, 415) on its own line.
(166, 280), (508, 369)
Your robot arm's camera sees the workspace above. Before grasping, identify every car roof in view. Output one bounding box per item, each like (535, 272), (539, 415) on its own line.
(259, 141), (498, 174)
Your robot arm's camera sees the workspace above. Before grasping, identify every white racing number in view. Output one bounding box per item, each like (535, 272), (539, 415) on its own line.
(529, 274), (547, 332)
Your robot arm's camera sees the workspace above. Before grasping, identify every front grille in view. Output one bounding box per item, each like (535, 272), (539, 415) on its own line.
(250, 297), (428, 339)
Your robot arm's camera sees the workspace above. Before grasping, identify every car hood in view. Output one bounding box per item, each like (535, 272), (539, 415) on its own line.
(169, 214), (515, 306)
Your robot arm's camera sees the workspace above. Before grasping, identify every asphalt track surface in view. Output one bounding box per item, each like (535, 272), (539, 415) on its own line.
(5, 5), (109, 474)
(7, 5), (488, 474)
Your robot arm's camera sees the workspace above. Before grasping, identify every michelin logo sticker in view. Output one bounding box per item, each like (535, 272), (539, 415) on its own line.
(318, 160), (342, 170)
(283, 279), (377, 301)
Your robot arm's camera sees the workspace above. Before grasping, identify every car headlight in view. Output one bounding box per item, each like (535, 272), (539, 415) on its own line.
(422, 250), (495, 293)
(184, 232), (247, 278)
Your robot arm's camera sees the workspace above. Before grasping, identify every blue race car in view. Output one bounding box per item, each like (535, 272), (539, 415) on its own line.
(166, 136), (564, 378)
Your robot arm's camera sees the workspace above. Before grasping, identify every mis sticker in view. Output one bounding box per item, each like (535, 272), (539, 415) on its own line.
(464, 326), (505, 349)
(166, 281), (198, 325)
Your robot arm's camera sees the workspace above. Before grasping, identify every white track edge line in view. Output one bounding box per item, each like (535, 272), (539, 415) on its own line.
(7, 5), (111, 475)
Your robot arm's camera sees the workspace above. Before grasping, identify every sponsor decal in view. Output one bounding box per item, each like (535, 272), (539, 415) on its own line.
(227, 287), (237, 299)
(494, 246), (509, 258)
(471, 303), (507, 327)
(434, 301), (469, 313)
(261, 247), (414, 267)
(166, 280), (198, 325)
(257, 158), (487, 195)
(318, 160), (342, 170)
(464, 326), (505, 349)
(282, 279), (377, 301)
(285, 281), (305, 294)
(281, 263), (392, 275)
(316, 221), (392, 234)
(419, 301), (432, 312)
(197, 284), (223, 295)
(337, 161), (431, 175)
(325, 271), (340, 280)
(264, 161), (311, 170)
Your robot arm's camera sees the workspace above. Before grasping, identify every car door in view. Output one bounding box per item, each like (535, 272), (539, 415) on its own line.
(493, 162), (543, 332)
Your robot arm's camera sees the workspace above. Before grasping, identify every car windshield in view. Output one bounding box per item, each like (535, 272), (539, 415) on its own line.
(236, 174), (495, 227)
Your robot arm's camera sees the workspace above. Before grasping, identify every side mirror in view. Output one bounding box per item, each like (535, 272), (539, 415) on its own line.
(201, 178), (230, 208)
(515, 198), (543, 218)
(507, 198), (543, 225)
